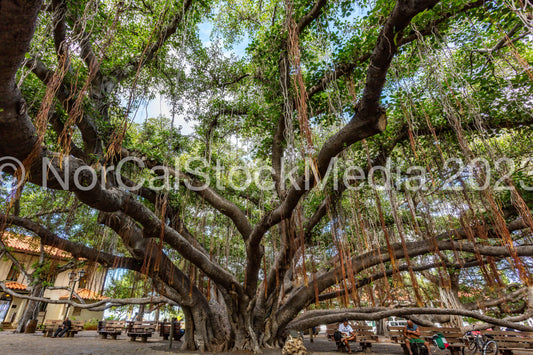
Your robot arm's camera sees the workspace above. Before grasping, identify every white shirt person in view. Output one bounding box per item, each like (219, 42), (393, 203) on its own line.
(339, 322), (353, 335)
(338, 320), (356, 353)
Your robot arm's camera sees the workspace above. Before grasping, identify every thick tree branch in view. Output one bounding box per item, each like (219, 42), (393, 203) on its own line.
(277, 232), (533, 328)
(287, 306), (533, 331)
(307, 0), (485, 98)
(119, 174), (210, 254)
(111, 0), (194, 82)
(25, 58), (100, 155)
(51, 0), (68, 58)
(476, 22), (525, 53)
(121, 148), (253, 240)
(0, 283), (170, 310)
(315, 258), (483, 303)
(244, 0), (441, 299)
(462, 287), (527, 311)
(0, 213), (139, 269)
(302, 116), (533, 248)
(296, 0), (327, 34)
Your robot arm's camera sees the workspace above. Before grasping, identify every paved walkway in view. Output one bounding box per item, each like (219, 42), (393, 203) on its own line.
(0, 331), (422, 354)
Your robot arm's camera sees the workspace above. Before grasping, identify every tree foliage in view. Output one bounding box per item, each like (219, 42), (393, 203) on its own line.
(1, 0), (533, 351)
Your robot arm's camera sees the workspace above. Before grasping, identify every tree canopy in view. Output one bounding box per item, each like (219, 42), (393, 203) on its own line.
(1, 0), (533, 351)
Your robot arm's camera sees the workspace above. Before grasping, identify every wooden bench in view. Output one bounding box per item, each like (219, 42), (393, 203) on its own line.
(481, 330), (533, 355)
(390, 326), (464, 355)
(97, 320), (125, 340)
(326, 323), (355, 352)
(389, 326), (405, 343)
(42, 320), (62, 337)
(42, 319), (84, 337)
(126, 321), (156, 343)
(326, 323), (378, 352)
(326, 323), (338, 340)
(351, 323), (379, 353)
(68, 320), (84, 336)
(422, 327), (464, 355)
(159, 321), (184, 341)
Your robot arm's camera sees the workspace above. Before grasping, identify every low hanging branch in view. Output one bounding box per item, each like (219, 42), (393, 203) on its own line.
(0, 282), (172, 311)
(287, 307), (533, 332)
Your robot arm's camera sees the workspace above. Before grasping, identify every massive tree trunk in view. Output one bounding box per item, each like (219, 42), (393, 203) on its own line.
(438, 287), (464, 329)
(181, 307), (197, 350)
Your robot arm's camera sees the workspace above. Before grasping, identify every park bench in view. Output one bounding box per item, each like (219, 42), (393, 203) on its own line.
(42, 320), (62, 337)
(97, 320), (125, 340)
(326, 323), (338, 340)
(42, 319), (84, 337)
(126, 320), (156, 342)
(389, 326), (405, 343)
(326, 323), (355, 352)
(390, 326), (464, 355)
(159, 321), (184, 341)
(326, 323), (378, 353)
(351, 323), (379, 353)
(481, 330), (533, 355)
(68, 320), (84, 336)
(421, 327), (464, 355)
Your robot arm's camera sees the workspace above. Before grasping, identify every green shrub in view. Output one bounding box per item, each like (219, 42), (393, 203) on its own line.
(83, 318), (98, 330)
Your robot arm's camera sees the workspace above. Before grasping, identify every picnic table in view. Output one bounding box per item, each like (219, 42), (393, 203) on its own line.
(97, 320), (125, 340)
(481, 330), (533, 355)
(126, 320), (156, 342)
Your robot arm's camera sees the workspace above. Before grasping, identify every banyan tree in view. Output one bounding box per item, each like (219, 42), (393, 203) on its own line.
(1, 0), (533, 351)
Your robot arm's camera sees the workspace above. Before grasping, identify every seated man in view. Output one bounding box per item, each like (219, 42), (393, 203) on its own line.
(338, 320), (356, 353)
(53, 317), (72, 338)
(404, 320), (430, 355)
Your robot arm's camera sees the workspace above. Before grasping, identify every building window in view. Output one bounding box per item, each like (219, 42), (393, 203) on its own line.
(6, 264), (20, 281)
(39, 302), (47, 312)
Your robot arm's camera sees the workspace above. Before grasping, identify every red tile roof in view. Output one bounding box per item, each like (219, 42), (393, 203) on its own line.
(4, 281), (27, 291)
(59, 288), (108, 301)
(2, 232), (71, 260)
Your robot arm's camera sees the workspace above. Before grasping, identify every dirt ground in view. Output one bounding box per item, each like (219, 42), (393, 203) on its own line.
(0, 330), (460, 355)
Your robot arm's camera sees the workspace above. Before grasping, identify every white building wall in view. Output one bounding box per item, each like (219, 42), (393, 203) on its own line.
(1, 251), (107, 326)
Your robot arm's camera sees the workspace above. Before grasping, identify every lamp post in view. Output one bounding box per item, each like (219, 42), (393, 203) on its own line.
(63, 269), (85, 320)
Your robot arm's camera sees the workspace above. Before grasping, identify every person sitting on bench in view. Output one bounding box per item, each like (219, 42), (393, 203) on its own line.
(338, 320), (356, 353)
(53, 318), (72, 338)
(404, 320), (430, 355)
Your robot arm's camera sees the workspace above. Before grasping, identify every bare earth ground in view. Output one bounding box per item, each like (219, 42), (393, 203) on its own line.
(2, 330), (530, 355)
